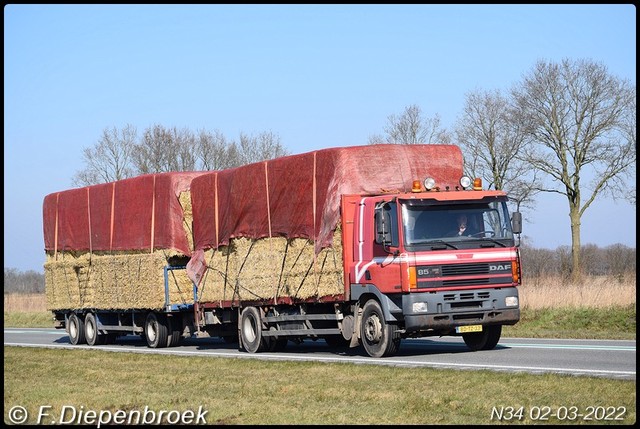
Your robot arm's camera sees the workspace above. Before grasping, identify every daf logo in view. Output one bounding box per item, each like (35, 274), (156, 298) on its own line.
(489, 264), (511, 272)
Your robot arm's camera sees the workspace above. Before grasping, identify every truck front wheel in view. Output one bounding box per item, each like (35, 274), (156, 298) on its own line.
(68, 313), (86, 345)
(360, 299), (401, 358)
(463, 325), (502, 351)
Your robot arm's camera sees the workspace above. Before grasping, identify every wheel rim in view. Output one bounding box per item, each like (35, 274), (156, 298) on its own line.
(86, 319), (95, 340)
(243, 316), (257, 343)
(364, 313), (382, 344)
(147, 321), (157, 343)
(69, 318), (78, 339)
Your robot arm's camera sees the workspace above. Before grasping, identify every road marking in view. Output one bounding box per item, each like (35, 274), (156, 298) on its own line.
(5, 342), (635, 380)
(499, 342), (635, 351)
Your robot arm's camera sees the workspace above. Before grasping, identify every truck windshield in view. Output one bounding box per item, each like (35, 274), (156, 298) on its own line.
(402, 200), (515, 248)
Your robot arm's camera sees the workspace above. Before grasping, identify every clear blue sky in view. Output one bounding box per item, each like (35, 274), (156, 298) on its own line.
(4, 4), (636, 273)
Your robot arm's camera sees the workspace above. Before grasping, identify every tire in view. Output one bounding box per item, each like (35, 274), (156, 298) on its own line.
(167, 315), (182, 347)
(145, 312), (169, 348)
(240, 306), (269, 353)
(84, 313), (104, 346)
(462, 325), (502, 351)
(360, 299), (401, 358)
(68, 313), (86, 345)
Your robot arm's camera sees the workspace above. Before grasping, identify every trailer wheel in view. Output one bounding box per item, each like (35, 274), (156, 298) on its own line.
(145, 312), (169, 348)
(240, 306), (268, 353)
(167, 315), (182, 347)
(84, 313), (105, 346)
(360, 299), (401, 358)
(68, 313), (86, 345)
(463, 325), (502, 351)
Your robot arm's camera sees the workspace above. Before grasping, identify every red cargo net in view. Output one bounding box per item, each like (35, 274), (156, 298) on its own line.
(190, 144), (463, 253)
(42, 172), (207, 255)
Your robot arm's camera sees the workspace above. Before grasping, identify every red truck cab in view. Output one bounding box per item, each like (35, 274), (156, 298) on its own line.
(341, 175), (521, 357)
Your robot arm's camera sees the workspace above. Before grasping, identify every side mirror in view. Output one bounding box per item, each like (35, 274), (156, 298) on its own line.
(511, 212), (522, 234)
(375, 205), (392, 245)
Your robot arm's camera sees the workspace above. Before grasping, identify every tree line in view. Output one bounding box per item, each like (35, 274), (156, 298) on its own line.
(5, 243), (636, 294)
(72, 127), (289, 186)
(70, 57), (636, 280)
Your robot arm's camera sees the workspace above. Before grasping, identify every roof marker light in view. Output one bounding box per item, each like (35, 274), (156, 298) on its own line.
(423, 177), (436, 191)
(473, 178), (483, 191)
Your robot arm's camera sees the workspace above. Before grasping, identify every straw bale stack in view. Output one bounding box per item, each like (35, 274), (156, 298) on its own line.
(44, 250), (194, 311)
(196, 228), (344, 304)
(44, 186), (196, 311)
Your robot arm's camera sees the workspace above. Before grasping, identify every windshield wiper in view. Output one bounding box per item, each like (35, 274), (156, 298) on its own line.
(477, 238), (507, 247)
(422, 240), (459, 250)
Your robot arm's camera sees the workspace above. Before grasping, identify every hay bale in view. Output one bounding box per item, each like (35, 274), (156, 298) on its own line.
(44, 185), (197, 311)
(45, 250), (194, 311)
(196, 228), (344, 304)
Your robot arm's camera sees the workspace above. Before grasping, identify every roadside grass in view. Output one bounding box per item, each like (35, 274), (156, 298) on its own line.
(4, 311), (54, 328)
(502, 305), (636, 340)
(4, 346), (636, 425)
(3, 277), (636, 425)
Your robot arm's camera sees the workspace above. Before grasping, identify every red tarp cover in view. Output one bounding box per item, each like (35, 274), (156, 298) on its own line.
(191, 144), (464, 253)
(43, 172), (207, 255)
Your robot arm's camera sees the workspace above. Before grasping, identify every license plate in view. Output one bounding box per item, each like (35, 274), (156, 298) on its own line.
(456, 325), (483, 333)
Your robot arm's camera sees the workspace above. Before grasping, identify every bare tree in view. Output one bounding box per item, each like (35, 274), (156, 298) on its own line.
(173, 127), (198, 172)
(619, 87), (636, 205)
(233, 131), (289, 166)
(72, 124), (137, 186)
(133, 125), (197, 174)
(454, 89), (540, 212)
(4, 268), (45, 293)
(195, 129), (231, 170)
(369, 104), (451, 145)
(74, 124), (290, 182)
(512, 58), (636, 281)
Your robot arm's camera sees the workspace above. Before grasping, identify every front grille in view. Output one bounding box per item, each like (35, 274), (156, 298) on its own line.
(416, 261), (512, 289)
(441, 263), (489, 276)
(443, 278), (490, 286)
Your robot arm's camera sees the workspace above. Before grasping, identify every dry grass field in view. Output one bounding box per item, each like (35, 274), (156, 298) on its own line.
(519, 274), (636, 309)
(3, 274), (636, 314)
(4, 293), (47, 312)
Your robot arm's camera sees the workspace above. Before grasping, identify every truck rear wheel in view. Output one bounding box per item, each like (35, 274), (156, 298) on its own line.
(68, 313), (86, 345)
(84, 312), (105, 346)
(463, 325), (502, 351)
(167, 315), (182, 347)
(240, 306), (269, 353)
(360, 299), (401, 358)
(145, 312), (169, 348)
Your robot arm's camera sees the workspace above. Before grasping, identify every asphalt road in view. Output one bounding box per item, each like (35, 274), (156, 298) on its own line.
(4, 328), (635, 381)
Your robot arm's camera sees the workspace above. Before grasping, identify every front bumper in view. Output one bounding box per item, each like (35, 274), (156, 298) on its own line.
(402, 287), (520, 333)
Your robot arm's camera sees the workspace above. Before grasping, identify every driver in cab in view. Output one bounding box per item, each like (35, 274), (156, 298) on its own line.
(448, 214), (476, 237)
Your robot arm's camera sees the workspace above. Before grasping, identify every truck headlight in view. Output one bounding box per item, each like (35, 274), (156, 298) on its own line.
(505, 296), (519, 307)
(412, 302), (428, 313)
